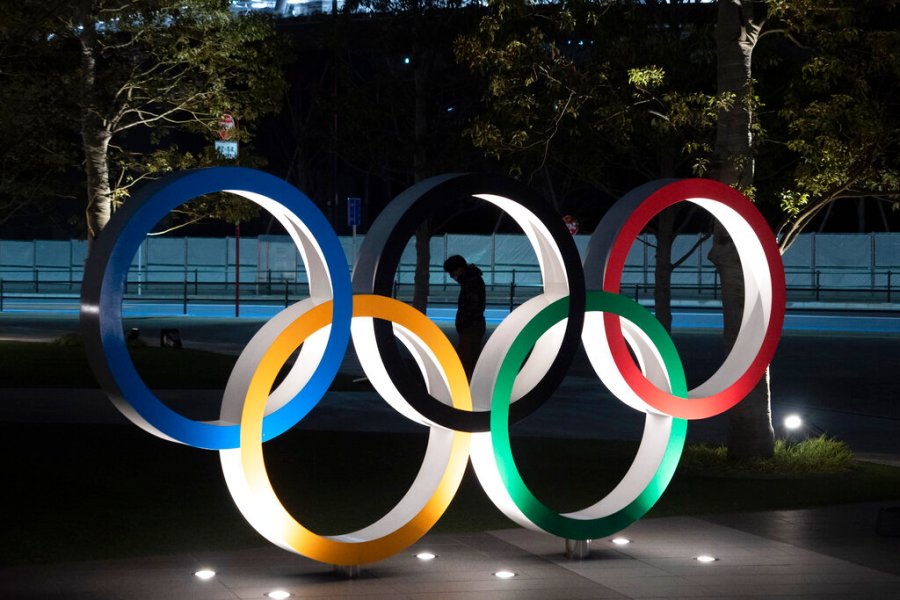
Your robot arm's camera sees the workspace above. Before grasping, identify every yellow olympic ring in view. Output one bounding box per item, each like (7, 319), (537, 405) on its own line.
(220, 295), (471, 565)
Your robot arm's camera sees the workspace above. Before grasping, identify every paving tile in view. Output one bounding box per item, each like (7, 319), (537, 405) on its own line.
(407, 590), (621, 600)
(5, 506), (900, 599)
(596, 578), (721, 598)
(702, 581), (900, 597)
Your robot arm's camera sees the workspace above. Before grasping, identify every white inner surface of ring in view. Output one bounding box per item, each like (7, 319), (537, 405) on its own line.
(470, 314), (676, 531)
(350, 318), (455, 427)
(219, 190), (336, 424)
(582, 312), (673, 415)
(689, 197), (772, 397)
(582, 196), (773, 412)
(350, 192), (574, 427)
(219, 309), (459, 550)
(469, 194), (571, 411)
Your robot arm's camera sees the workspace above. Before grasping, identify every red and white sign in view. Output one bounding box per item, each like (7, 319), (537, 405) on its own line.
(563, 214), (579, 235)
(218, 114), (236, 140)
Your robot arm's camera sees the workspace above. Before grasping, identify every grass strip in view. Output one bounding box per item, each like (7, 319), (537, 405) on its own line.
(680, 435), (857, 475)
(0, 340), (369, 391)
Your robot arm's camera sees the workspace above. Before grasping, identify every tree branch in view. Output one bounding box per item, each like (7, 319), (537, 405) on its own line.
(672, 232), (711, 269)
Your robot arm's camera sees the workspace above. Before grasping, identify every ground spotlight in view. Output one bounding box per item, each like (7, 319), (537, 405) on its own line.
(193, 569), (215, 580)
(493, 570), (516, 579)
(266, 591), (291, 599)
(695, 555), (718, 563)
(415, 552), (437, 561)
(611, 537), (631, 546)
(782, 412), (826, 439)
(784, 414), (803, 431)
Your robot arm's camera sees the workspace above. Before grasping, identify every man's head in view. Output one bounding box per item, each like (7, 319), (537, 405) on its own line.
(443, 255), (467, 281)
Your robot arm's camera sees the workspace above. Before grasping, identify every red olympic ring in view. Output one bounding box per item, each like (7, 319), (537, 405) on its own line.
(587, 179), (786, 419)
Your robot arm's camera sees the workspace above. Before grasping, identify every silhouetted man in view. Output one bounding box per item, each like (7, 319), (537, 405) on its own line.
(443, 255), (486, 379)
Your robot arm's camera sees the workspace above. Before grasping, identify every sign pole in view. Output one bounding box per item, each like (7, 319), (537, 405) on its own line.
(235, 222), (240, 318)
(347, 197), (361, 270)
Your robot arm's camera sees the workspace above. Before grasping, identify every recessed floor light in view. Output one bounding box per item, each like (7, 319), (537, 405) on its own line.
(415, 552), (437, 561)
(267, 591), (291, 599)
(784, 414), (803, 430)
(611, 537), (631, 546)
(494, 570), (516, 579)
(193, 569), (216, 580)
(695, 555), (718, 563)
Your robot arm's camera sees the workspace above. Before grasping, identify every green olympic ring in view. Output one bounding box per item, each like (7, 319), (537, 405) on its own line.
(472, 291), (687, 540)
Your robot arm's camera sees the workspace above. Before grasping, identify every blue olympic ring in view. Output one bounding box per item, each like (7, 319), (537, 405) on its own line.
(80, 167), (352, 449)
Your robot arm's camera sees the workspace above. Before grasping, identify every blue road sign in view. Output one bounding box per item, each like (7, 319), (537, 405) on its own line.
(347, 197), (361, 227)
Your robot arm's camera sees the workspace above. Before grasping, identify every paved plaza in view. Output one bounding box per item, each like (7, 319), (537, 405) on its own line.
(1, 309), (899, 599)
(2, 502), (900, 599)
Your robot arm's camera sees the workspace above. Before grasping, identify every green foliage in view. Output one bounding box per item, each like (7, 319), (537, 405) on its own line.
(763, 0), (900, 248)
(455, 0), (720, 207)
(627, 66), (666, 89)
(0, 0), (287, 235)
(0, 7), (82, 227)
(456, 0), (620, 185)
(680, 435), (856, 476)
(457, 0), (898, 240)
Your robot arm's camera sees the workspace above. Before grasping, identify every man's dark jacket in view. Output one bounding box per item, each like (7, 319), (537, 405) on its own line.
(455, 264), (486, 333)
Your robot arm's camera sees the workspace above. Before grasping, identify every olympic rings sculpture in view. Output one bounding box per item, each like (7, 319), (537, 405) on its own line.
(81, 167), (785, 566)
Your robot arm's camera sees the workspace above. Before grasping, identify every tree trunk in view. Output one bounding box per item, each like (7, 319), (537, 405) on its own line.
(83, 128), (113, 245)
(654, 209), (675, 334)
(712, 0), (774, 460)
(709, 223), (774, 459)
(715, 1), (757, 190)
(79, 12), (114, 247)
(412, 220), (430, 311)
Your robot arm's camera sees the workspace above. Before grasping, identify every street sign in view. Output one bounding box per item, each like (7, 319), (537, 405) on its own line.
(563, 214), (579, 235)
(215, 140), (239, 159)
(215, 114), (238, 159)
(347, 197), (362, 227)
(218, 114), (236, 140)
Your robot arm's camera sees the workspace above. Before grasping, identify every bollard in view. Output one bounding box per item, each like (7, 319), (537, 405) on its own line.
(333, 564), (361, 579)
(564, 538), (591, 560)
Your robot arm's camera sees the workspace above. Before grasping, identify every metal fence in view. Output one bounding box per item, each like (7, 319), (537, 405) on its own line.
(0, 232), (897, 313)
(0, 265), (896, 316)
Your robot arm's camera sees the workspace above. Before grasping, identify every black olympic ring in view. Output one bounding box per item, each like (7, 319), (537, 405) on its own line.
(352, 173), (586, 432)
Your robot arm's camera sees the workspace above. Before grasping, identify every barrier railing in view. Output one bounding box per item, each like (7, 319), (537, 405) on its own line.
(0, 265), (896, 314)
